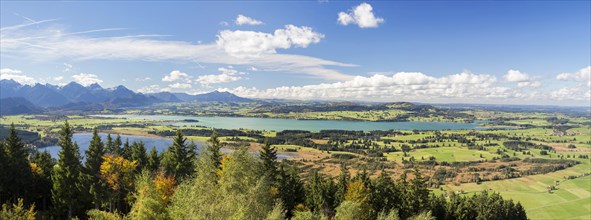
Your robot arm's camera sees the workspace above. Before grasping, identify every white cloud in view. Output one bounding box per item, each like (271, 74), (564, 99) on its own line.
(197, 74), (242, 86)
(162, 70), (192, 82)
(557, 66), (591, 87)
(72, 73), (103, 86)
(550, 86), (590, 101)
(138, 84), (165, 93)
(1, 20), (351, 80)
(235, 14), (263, 26)
(338, 3), (384, 28)
(168, 83), (192, 89)
(196, 66), (245, 86)
(0, 68), (37, 85)
(1, 68), (22, 75)
(53, 76), (64, 81)
(216, 25), (324, 58)
(503, 69), (530, 82)
(218, 66), (247, 75)
(503, 69), (541, 88)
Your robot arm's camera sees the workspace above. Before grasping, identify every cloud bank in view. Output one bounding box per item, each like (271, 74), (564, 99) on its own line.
(0, 68), (37, 85)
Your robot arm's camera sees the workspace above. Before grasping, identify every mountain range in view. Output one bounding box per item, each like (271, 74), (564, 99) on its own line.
(0, 79), (253, 115)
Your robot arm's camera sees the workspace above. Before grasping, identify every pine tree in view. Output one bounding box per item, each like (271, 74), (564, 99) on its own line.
(0, 139), (6, 202)
(3, 123), (33, 204)
(277, 164), (305, 217)
(122, 138), (132, 160)
(370, 170), (397, 218)
(105, 134), (114, 154)
(112, 134), (123, 155)
(306, 169), (336, 216)
(147, 146), (160, 172)
(400, 168), (430, 219)
(31, 151), (55, 211)
(260, 138), (278, 182)
(335, 164), (350, 206)
(161, 130), (195, 180)
(51, 121), (83, 219)
(131, 141), (148, 172)
(83, 128), (108, 209)
(206, 130), (222, 171)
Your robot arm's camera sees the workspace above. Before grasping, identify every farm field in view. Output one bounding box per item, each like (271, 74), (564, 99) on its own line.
(1, 110), (589, 220)
(443, 162), (591, 220)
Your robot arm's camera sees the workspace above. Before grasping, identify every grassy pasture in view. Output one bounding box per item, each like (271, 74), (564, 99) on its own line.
(385, 147), (497, 162)
(442, 162), (591, 220)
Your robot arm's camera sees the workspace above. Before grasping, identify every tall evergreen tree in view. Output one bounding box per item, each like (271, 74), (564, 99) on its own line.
(147, 146), (160, 172)
(306, 169), (336, 216)
(51, 121), (83, 219)
(3, 123), (33, 204)
(335, 164), (350, 206)
(130, 141), (148, 172)
(206, 130), (222, 171)
(122, 138), (132, 160)
(31, 151), (55, 211)
(105, 134), (114, 154)
(400, 168), (430, 219)
(83, 128), (108, 209)
(0, 140), (6, 202)
(161, 131), (195, 180)
(277, 164), (306, 217)
(370, 170), (398, 217)
(112, 134), (123, 155)
(260, 138), (278, 182)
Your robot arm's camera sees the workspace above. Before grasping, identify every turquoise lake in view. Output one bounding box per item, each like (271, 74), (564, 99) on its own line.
(94, 114), (484, 132)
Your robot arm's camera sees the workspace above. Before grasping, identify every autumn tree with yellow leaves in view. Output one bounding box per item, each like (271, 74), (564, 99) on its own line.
(100, 154), (137, 212)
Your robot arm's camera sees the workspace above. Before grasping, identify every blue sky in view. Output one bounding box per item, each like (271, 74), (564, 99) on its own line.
(1, 1), (589, 106)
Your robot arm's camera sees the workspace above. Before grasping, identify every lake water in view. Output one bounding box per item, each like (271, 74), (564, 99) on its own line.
(38, 133), (291, 160)
(94, 114), (483, 132)
(39, 133), (179, 159)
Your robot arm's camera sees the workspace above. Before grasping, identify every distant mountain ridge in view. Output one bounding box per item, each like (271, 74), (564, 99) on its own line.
(0, 79), (254, 114)
(0, 80), (158, 108)
(0, 97), (43, 115)
(172, 91), (253, 102)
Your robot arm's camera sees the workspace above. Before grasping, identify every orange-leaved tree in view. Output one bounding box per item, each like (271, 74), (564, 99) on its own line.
(100, 154), (137, 212)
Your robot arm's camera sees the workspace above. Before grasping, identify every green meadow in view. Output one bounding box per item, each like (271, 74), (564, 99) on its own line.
(442, 161), (591, 220)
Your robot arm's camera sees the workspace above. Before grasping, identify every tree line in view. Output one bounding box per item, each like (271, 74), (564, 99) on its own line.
(1, 122), (527, 219)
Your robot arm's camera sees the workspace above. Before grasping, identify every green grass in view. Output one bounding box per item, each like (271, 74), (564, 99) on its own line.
(442, 162), (591, 220)
(385, 147), (497, 162)
(275, 144), (323, 153)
